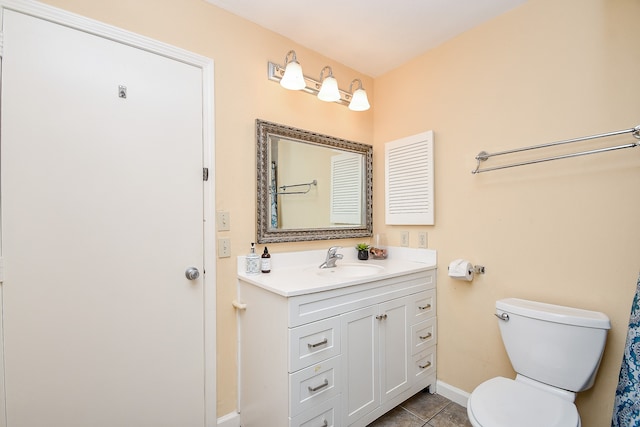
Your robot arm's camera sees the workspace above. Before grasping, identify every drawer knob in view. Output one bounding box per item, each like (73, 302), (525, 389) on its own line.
(308, 379), (329, 393)
(418, 304), (431, 310)
(419, 332), (433, 340)
(308, 338), (328, 349)
(419, 361), (432, 369)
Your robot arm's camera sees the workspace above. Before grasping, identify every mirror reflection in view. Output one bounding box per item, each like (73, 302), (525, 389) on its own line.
(256, 119), (373, 243)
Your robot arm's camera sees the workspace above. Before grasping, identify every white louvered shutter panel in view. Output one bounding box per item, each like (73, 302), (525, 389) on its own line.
(385, 131), (434, 225)
(330, 153), (362, 224)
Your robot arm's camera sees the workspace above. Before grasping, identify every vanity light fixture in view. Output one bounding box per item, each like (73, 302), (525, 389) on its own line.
(268, 50), (371, 111)
(348, 79), (370, 111)
(317, 66), (340, 102)
(279, 50), (305, 90)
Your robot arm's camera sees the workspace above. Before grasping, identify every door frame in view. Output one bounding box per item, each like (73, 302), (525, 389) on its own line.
(0, 0), (216, 425)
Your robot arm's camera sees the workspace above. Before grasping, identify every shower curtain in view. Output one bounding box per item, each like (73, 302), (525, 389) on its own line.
(612, 273), (640, 426)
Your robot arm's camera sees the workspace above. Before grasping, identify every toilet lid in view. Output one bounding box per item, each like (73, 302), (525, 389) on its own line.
(468, 377), (579, 427)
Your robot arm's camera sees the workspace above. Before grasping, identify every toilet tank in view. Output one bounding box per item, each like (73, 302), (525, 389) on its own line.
(496, 298), (610, 392)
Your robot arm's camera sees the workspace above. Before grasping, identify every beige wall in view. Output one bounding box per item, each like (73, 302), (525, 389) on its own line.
(278, 140), (333, 229)
(33, 0), (640, 425)
(374, 0), (640, 426)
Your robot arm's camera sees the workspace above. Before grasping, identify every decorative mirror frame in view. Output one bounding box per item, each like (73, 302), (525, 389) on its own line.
(256, 119), (373, 243)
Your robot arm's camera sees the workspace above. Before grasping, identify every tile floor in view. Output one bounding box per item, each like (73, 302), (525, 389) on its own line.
(366, 390), (472, 427)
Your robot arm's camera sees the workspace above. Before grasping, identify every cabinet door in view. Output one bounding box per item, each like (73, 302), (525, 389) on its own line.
(341, 305), (379, 425)
(379, 296), (411, 403)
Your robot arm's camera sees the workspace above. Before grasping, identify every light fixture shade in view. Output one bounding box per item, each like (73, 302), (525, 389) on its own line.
(349, 88), (370, 111)
(318, 76), (340, 102)
(280, 61), (305, 90)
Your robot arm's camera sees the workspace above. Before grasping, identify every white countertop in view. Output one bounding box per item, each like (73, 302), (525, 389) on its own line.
(237, 246), (437, 297)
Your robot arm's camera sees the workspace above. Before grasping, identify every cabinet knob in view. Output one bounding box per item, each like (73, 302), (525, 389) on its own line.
(375, 314), (388, 320)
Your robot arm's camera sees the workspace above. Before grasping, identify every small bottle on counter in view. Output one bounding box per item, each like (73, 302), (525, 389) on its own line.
(245, 242), (260, 275)
(261, 246), (271, 273)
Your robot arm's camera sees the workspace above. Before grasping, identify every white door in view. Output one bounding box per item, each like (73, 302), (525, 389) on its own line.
(1, 9), (208, 427)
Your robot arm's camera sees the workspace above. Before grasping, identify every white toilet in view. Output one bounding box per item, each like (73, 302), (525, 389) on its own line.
(467, 298), (611, 427)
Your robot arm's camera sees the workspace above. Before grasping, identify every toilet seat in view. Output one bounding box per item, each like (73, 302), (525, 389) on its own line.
(467, 377), (580, 427)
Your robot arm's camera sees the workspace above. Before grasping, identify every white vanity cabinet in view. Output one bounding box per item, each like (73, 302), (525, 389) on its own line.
(237, 254), (436, 427)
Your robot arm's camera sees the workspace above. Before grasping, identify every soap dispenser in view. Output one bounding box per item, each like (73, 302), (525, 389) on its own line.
(245, 242), (260, 275)
(261, 246), (271, 273)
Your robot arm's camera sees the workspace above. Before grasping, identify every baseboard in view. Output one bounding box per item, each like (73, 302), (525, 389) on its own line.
(217, 411), (240, 427)
(436, 379), (471, 408)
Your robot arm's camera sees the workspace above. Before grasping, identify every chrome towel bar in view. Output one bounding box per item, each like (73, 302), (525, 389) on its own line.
(472, 124), (640, 174)
(274, 179), (317, 195)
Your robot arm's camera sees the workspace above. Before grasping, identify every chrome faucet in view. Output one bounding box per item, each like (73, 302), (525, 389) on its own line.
(319, 246), (343, 269)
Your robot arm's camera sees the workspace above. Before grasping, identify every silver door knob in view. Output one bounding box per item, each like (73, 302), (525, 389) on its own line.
(185, 267), (200, 280)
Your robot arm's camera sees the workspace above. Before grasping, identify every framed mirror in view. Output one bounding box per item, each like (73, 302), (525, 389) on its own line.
(256, 119), (373, 243)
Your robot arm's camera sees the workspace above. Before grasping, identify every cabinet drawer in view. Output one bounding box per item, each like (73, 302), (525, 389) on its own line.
(289, 269), (434, 327)
(290, 355), (341, 417)
(411, 289), (436, 324)
(412, 346), (436, 382)
(411, 318), (437, 355)
(289, 395), (341, 427)
(289, 317), (341, 372)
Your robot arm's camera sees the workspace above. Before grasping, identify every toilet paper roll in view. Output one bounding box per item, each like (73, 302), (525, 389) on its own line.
(448, 259), (474, 281)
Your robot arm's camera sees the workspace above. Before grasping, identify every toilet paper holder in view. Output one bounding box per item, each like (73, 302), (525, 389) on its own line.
(447, 259), (486, 282)
(447, 262), (485, 274)
(473, 265), (486, 274)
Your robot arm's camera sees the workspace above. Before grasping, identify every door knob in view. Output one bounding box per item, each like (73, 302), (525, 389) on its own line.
(185, 267), (200, 280)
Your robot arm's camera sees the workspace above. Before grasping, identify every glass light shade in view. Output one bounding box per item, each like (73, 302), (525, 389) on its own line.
(280, 61), (305, 90)
(317, 76), (340, 102)
(348, 88), (370, 111)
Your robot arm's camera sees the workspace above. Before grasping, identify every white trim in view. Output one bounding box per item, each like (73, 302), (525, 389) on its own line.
(217, 412), (240, 427)
(0, 1), (216, 426)
(436, 379), (471, 408)
(200, 33), (217, 427)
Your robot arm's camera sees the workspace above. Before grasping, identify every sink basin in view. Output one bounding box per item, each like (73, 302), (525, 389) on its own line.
(316, 263), (385, 278)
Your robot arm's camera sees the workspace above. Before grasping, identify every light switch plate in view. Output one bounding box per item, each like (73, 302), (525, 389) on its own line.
(218, 238), (230, 258)
(216, 211), (230, 231)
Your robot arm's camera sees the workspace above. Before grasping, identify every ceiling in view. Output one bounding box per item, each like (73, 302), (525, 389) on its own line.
(204, 0), (527, 77)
